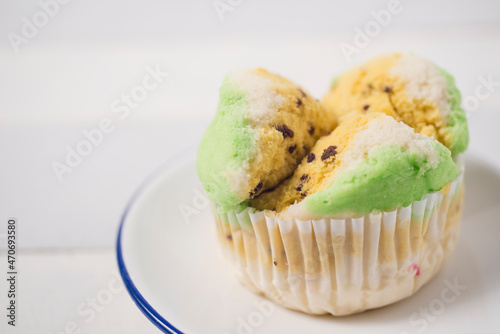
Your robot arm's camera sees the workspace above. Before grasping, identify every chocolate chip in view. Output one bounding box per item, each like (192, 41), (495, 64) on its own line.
(288, 144), (297, 153)
(363, 104), (370, 110)
(255, 181), (263, 192)
(308, 124), (315, 135)
(300, 192), (308, 198)
(273, 260), (277, 266)
(300, 174), (310, 182)
(297, 97), (302, 107)
(324, 131), (331, 137)
(307, 152), (316, 163)
(321, 145), (337, 161)
(296, 184), (303, 192)
(249, 181), (263, 198)
(226, 235), (233, 241)
(275, 124), (294, 139)
(298, 88), (307, 98)
(383, 86), (392, 93)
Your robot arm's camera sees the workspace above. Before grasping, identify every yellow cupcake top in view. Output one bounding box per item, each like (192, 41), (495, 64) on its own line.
(323, 53), (469, 156)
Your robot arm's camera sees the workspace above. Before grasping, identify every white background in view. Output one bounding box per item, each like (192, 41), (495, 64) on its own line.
(0, 0), (499, 333)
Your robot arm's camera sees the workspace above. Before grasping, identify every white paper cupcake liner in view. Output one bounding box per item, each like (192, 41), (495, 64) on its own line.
(212, 174), (464, 316)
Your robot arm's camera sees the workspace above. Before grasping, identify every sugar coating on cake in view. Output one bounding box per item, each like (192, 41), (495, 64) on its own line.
(252, 113), (459, 219)
(226, 70), (286, 124)
(197, 68), (337, 212)
(390, 54), (450, 119)
(342, 114), (439, 171)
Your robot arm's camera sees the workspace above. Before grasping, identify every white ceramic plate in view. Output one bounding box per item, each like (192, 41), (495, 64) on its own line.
(117, 148), (500, 334)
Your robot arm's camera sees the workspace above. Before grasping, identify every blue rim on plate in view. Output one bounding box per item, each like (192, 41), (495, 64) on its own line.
(116, 147), (197, 334)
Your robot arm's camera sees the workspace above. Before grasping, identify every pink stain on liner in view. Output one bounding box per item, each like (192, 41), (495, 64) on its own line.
(409, 263), (420, 276)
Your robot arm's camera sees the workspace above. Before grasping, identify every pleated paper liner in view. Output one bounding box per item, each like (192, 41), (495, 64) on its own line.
(212, 174), (464, 316)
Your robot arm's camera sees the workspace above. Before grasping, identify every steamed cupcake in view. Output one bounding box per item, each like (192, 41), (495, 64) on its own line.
(323, 53), (469, 156)
(198, 65), (466, 316)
